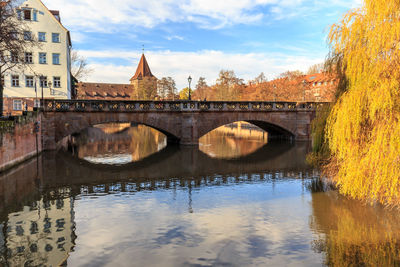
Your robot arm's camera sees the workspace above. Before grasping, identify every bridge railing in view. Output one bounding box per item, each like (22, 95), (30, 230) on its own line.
(42, 100), (329, 113)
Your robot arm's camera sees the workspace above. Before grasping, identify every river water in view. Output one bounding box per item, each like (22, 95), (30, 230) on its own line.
(0, 123), (399, 266)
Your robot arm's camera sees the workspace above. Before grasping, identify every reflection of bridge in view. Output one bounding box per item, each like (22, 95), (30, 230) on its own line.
(0, 142), (317, 265)
(40, 142), (315, 190)
(40, 100), (326, 150)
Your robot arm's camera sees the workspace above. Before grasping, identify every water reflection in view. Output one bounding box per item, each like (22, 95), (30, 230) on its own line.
(199, 122), (268, 159)
(72, 123), (167, 165)
(309, 180), (400, 266)
(72, 122), (269, 165)
(0, 159), (75, 266)
(1, 131), (400, 266)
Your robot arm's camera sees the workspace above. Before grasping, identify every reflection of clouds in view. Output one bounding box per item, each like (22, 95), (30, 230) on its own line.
(84, 154), (133, 165)
(68, 185), (322, 266)
(153, 226), (203, 247)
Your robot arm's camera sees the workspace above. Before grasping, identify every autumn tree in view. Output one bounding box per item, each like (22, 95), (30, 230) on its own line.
(214, 70), (244, 101)
(71, 49), (93, 80)
(324, 0), (400, 206)
(278, 70), (303, 80)
(307, 63), (324, 74)
(250, 72), (267, 85)
(179, 87), (193, 100)
(135, 77), (157, 100)
(157, 77), (176, 100)
(193, 77), (209, 100)
(0, 0), (39, 116)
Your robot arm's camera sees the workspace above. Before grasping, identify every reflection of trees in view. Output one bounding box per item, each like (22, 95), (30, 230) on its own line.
(309, 181), (400, 266)
(75, 124), (167, 163)
(199, 123), (268, 159)
(128, 125), (166, 161)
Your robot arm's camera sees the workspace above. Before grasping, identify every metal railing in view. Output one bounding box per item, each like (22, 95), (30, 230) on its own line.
(42, 100), (328, 113)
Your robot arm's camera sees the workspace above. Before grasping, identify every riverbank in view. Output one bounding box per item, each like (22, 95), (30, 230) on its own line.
(0, 112), (42, 172)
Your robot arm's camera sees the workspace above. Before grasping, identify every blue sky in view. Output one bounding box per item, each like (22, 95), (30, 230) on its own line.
(43, 0), (361, 89)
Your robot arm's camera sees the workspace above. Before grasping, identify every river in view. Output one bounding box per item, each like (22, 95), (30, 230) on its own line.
(0, 122), (399, 266)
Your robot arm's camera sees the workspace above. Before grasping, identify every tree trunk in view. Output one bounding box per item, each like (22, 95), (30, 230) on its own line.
(0, 81), (3, 117)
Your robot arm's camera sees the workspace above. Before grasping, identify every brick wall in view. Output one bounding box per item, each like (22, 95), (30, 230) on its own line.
(0, 114), (42, 172)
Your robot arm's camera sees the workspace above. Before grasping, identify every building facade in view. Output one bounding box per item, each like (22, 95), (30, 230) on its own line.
(3, 0), (72, 115)
(75, 54), (157, 100)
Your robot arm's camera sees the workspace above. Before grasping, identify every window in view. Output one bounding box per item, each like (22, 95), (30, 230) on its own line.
(53, 77), (61, 88)
(52, 33), (60, 43)
(23, 31), (32, 40)
(34, 99), (40, 108)
(39, 53), (46, 64)
(23, 9), (31, 20)
(10, 31), (18, 40)
(17, 10), (22, 20)
(38, 32), (46, 42)
(26, 76), (34, 87)
(11, 75), (19, 87)
(52, 53), (60, 65)
(25, 52), (33, 63)
(1, 75), (4, 86)
(10, 52), (18, 63)
(33, 10), (37, 21)
(13, 100), (22, 111)
(40, 76), (47, 88)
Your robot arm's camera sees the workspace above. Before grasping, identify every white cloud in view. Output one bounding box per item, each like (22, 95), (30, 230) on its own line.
(79, 49), (324, 90)
(166, 35), (184, 41)
(42, 0), (316, 32)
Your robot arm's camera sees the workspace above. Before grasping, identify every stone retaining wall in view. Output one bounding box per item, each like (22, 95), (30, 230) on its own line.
(0, 113), (42, 172)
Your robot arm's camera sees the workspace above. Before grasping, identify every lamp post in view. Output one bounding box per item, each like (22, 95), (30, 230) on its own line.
(273, 84), (276, 102)
(188, 76), (192, 101)
(48, 81), (52, 96)
(40, 75), (44, 110)
(302, 80), (306, 102)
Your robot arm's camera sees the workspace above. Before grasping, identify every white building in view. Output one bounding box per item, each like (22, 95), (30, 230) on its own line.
(3, 0), (72, 114)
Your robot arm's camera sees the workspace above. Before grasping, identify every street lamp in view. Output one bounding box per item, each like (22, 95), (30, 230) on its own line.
(273, 84), (276, 102)
(40, 75), (44, 110)
(48, 81), (52, 96)
(188, 76), (192, 101)
(302, 80), (307, 102)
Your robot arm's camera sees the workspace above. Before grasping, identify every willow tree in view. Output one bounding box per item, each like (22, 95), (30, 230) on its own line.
(326, 0), (400, 205)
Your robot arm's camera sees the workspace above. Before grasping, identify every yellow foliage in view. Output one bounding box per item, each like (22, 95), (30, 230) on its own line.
(326, 0), (400, 205)
(310, 188), (400, 266)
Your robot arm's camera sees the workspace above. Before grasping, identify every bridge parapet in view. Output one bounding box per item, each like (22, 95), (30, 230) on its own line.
(42, 100), (328, 113)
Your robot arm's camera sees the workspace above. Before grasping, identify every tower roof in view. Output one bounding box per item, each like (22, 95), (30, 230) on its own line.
(130, 54), (155, 81)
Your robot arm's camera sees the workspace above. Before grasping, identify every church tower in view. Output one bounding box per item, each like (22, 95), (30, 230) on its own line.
(130, 54), (157, 100)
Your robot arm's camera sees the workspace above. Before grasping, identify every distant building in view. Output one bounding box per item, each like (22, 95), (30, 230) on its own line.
(75, 53), (157, 100)
(243, 72), (338, 102)
(3, 0), (72, 115)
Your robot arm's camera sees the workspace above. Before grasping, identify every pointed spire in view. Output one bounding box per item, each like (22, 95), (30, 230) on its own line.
(130, 54), (154, 81)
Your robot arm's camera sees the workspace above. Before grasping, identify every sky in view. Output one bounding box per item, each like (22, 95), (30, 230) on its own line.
(43, 0), (361, 90)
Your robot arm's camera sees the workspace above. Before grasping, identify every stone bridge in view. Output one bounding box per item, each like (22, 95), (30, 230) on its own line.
(40, 100), (326, 150)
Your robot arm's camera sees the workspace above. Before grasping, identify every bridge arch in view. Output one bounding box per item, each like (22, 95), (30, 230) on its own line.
(197, 115), (296, 140)
(44, 112), (182, 147)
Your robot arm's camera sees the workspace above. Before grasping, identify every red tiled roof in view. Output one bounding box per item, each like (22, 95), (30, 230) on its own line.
(49, 10), (61, 22)
(76, 82), (133, 100)
(130, 54), (155, 81)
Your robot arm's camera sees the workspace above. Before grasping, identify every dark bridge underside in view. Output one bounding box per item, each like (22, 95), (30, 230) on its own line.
(246, 120), (295, 140)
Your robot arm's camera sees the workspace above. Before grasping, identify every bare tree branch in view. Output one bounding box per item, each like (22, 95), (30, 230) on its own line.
(71, 49), (93, 80)
(0, 0), (40, 116)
